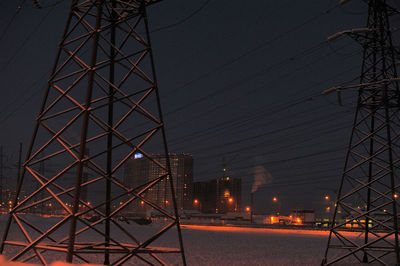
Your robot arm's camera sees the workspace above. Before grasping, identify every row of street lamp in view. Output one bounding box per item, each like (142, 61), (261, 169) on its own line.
(192, 196), (280, 213)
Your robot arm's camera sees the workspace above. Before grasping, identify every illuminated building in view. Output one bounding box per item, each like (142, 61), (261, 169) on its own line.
(123, 153), (193, 215)
(290, 209), (315, 225)
(193, 177), (241, 214)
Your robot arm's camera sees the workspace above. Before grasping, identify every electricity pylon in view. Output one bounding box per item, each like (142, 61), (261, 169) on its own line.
(322, 0), (400, 265)
(0, 0), (186, 265)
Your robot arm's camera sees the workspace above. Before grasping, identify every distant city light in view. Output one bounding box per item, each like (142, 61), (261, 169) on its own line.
(245, 206), (251, 212)
(194, 199), (199, 205)
(228, 198), (234, 203)
(224, 190), (230, 198)
(324, 195), (329, 201)
(134, 153), (143, 159)
(273, 197), (278, 203)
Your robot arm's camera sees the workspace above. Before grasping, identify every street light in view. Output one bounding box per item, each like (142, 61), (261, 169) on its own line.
(193, 199), (201, 212)
(272, 197), (279, 215)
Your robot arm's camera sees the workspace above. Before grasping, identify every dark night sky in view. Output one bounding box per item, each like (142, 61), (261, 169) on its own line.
(0, 0), (399, 214)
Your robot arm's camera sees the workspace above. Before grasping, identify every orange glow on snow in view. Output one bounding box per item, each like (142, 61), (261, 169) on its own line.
(0, 255), (102, 266)
(181, 224), (389, 238)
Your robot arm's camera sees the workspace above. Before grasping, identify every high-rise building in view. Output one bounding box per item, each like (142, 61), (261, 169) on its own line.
(193, 177), (241, 214)
(123, 153), (193, 216)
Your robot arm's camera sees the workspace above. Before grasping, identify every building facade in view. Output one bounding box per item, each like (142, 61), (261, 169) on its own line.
(123, 153), (193, 216)
(193, 177), (241, 214)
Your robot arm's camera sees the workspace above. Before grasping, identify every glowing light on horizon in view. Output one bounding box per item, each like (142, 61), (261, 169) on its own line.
(181, 224), (396, 239)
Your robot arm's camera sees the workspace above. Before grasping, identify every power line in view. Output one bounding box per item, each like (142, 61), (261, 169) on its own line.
(194, 144), (346, 179)
(167, 63), (359, 148)
(0, 0), (26, 42)
(191, 118), (351, 166)
(33, 0), (64, 9)
(0, 71), (48, 124)
(163, 2), (341, 96)
(0, 5), (54, 73)
(151, 0), (213, 33)
(166, 52), (360, 151)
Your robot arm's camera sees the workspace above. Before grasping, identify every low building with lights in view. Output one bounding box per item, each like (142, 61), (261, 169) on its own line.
(290, 209), (315, 225)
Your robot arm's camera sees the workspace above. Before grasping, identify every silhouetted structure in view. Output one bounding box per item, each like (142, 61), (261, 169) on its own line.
(0, 1), (186, 265)
(323, 1), (400, 265)
(193, 177), (241, 213)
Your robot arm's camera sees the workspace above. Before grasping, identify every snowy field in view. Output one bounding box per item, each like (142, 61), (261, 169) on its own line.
(179, 225), (330, 265)
(0, 215), (376, 265)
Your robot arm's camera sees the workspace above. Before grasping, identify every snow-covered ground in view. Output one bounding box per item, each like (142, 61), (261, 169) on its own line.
(180, 225), (330, 265)
(0, 215), (368, 265)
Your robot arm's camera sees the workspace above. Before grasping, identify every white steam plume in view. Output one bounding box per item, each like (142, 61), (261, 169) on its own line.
(251, 165), (272, 193)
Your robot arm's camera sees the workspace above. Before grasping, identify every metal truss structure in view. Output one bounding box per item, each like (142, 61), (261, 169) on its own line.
(0, 0), (186, 265)
(322, 0), (400, 265)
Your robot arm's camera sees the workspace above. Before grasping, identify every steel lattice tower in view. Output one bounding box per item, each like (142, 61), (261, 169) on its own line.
(0, 0), (186, 265)
(322, 0), (400, 265)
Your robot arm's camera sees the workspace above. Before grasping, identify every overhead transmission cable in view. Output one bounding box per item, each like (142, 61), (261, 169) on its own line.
(195, 146), (345, 180)
(33, 0), (65, 8)
(188, 110), (350, 160)
(163, 2), (341, 97)
(164, 43), (359, 138)
(196, 130), (350, 175)
(0, 5), (54, 73)
(0, 0), (26, 41)
(0, 71), (49, 124)
(187, 113), (351, 164)
(3, 3), (344, 132)
(168, 63), (360, 148)
(164, 41), (330, 117)
(121, 38), (344, 135)
(151, 0), (212, 33)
